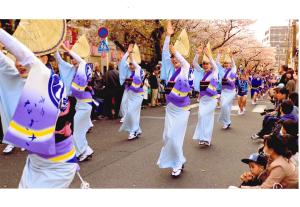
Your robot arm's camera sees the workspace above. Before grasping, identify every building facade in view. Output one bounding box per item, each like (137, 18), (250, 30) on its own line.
(263, 26), (291, 69)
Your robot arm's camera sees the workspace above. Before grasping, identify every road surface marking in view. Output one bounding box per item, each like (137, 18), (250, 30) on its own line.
(191, 112), (237, 116)
(231, 105), (239, 111)
(141, 116), (164, 119)
(252, 105), (266, 113)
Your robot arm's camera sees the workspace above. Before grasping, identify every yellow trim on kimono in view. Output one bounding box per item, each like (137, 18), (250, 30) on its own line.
(78, 98), (93, 103)
(71, 82), (86, 91)
(49, 147), (76, 162)
(208, 84), (216, 90)
(182, 105), (190, 111)
(227, 77), (235, 82)
(131, 82), (141, 88)
(171, 88), (189, 97)
(10, 121), (55, 137)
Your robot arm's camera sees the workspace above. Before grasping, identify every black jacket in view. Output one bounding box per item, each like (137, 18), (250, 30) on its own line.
(104, 69), (121, 90)
(149, 74), (158, 89)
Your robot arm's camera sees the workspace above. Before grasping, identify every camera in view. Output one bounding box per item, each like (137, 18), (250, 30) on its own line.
(260, 109), (275, 116)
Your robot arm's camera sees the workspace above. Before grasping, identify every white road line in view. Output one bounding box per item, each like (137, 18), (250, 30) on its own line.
(143, 104), (242, 120)
(142, 111), (238, 119)
(141, 116), (164, 119)
(252, 105), (266, 113)
(191, 103), (239, 111)
(215, 112), (238, 116)
(231, 105), (239, 111)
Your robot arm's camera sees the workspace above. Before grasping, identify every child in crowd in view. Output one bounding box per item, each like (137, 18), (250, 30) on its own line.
(240, 153), (268, 187)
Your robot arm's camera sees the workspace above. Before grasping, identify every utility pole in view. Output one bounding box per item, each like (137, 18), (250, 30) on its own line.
(286, 20), (291, 65)
(291, 20), (298, 72)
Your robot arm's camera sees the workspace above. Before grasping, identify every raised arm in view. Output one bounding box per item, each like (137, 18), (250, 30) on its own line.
(216, 50), (226, 77)
(119, 51), (129, 69)
(69, 51), (83, 63)
(192, 47), (205, 92)
(230, 53), (237, 73)
(177, 51), (190, 69)
(0, 51), (19, 76)
(193, 53), (203, 72)
(162, 35), (171, 59)
(169, 42), (190, 78)
(161, 21), (175, 81)
(210, 57), (219, 79)
(54, 50), (76, 91)
(161, 35), (174, 81)
(60, 43), (83, 63)
(118, 51), (130, 85)
(204, 47), (218, 79)
(216, 52), (222, 69)
(0, 28), (37, 67)
(128, 45), (140, 70)
(172, 46), (190, 69)
(129, 51), (142, 78)
(54, 50), (64, 63)
(54, 51), (73, 68)
(131, 58), (140, 70)
(127, 44), (143, 79)
(162, 21), (173, 59)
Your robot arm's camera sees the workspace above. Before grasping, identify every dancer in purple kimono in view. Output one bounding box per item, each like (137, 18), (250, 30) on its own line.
(0, 28), (78, 188)
(192, 46), (219, 147)
(157, 21), (191, 177)
(119, 44), (144, 140)
(55, 43), (94, 162)
(216, 50), (237, 129)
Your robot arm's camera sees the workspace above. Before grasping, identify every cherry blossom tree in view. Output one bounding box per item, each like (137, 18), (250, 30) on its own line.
(68, 19), (276, 71)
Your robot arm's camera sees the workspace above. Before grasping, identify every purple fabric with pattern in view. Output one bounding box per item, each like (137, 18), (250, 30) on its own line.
(224, 68), (231, 79)
(130, 71), (135, 78)
(128, 75), (144, 93)
(71, 63), (92, 100)
(30, 136), (76, 162)
(222, 68), (236, 90)
(200, 78), (218, 97)
(200, 70), (218, 97)
(170, 68), (181, 82)
(4, 71), (65, 155)
(71, 90), (92, 101)
(166, 74), (191, 108)
(202, 70), (212, 81)
(128, 70), (144, 94)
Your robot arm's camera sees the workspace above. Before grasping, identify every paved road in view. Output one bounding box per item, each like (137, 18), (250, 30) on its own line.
(0, 97), (272, 188)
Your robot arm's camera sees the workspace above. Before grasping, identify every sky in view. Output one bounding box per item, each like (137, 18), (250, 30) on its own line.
(250, 19), (290, 42)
